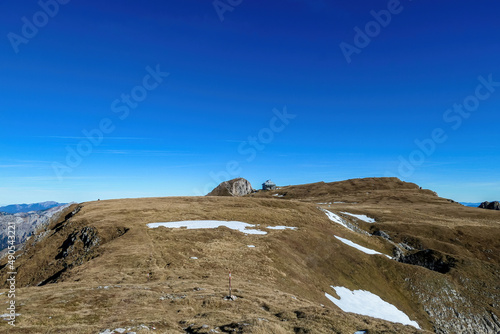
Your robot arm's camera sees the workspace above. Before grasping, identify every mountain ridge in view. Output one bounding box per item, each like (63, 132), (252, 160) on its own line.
(0, 203), (73, 254)
(1, 177), (499, 333)
(0, 201), (66, 214)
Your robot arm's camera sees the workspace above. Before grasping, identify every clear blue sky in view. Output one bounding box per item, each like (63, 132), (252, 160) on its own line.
(1, 0), (499, 204)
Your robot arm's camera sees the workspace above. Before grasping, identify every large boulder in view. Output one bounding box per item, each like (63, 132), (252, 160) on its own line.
(206, 178), (254, 197)
(478, 201), (500, 210)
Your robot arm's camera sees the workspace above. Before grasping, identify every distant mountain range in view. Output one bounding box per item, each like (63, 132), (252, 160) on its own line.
(0, 201), (66, 214)
(459, 202), (482, 208)
(0, 203), (74, 253)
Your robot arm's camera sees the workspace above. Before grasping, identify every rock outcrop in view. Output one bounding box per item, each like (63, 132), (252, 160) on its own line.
(478, 201), (500, 210)
(0, 204), (73, 252)
(206, 178), (254, 197)
(395, 249), (457, 274)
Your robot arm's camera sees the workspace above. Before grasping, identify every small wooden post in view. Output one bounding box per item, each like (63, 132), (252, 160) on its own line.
(229, 271), (232, 297)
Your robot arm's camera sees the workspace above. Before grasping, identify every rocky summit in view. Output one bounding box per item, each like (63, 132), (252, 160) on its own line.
(479, 201), (500, 210)
(206, 178), (255, 197)
(1, 177), (499, 333)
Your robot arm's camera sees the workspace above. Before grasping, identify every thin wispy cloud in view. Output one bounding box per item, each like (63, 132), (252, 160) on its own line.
(298, 163), (339, 168)
(419, 161), (459, 167)
(1, 159), (53, 164)
(37, 136), (153, 140)
(0, 175), (124, 182)
(0, 164), (35, 168)
(462, 182), (500, 188)
(92, 149), (197, 156)
(0, 159), (53, 168)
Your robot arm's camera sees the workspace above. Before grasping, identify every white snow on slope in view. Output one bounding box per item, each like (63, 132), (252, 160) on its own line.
(341, 212), (376, 223)
(148, 221), (297, 235)
(147, 220), (267, 235)
(0, 313), (20, 320)
(321, 209), (353, 231)
(266, 226), (297, 230)
(335, 236), (391, 259)
(325, 286), (420, 329)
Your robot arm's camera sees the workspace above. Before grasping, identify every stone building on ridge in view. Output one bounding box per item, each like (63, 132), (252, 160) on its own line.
(262, 180), (276, 191)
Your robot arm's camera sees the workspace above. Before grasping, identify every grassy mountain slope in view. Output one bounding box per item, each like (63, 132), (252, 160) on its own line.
(251, 177), (500, 333)
(1, 178), (499, 333)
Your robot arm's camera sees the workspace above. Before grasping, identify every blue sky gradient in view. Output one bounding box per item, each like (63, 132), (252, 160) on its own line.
(1, 0), (499, 204)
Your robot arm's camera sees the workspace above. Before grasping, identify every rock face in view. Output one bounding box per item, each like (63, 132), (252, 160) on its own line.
(207, 178), (254, 197)
(56, 226), (101, 261)
(0, 204), (73, 252)
(395, 249), (457, 274)
(478, 201), (500, 210)
(410, 276), (500, 334)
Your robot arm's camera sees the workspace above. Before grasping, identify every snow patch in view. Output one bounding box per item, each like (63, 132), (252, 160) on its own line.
(335, 236), (391, 258)
(321, 209), (353, 231)
(98, 328), (130, 334)
(148, 220), (297, 235)
(325, 286), (420, 329)
(247, 245), (256, 248)
(147, 220), (267, 235)
(266, 226), (297, 230)
(341, 212), (376, 223)
(98, 325), (150, 333)
(0, 313), (20, 320)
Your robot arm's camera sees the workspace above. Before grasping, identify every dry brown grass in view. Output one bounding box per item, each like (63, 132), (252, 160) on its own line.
(1, 178), (498, 333)
(250, 321), (288, 334)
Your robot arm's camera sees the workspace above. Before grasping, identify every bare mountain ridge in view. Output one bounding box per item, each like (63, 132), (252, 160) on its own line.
(1, 177), (499, 333)
(0, 201), (65, 214)
(248, 177), (438, 202)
